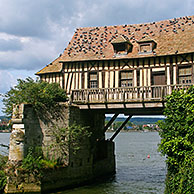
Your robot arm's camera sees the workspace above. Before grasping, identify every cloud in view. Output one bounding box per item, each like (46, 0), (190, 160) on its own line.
(0, 0), (79, 39)
(1, 0), (193, 39)
(0, 70), (15, 94)
(0, 0), (193, 72)
(0, 69), (36, 115)
(77, 0), (194, 27)
(0, 38), (23, 51)
(0, 69), (36, 93)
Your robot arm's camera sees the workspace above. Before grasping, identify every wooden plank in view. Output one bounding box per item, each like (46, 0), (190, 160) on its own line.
(113, 60), (116, 87)
(118, 60), (120, 69)
(69, 73), (73, 91)
(74, 63), (76, 89)
(77, 63), (80, 89)
(137, 58), (139, 67)
(154, 57), (156, 66)
(65, 73), (70, 90)
(159, 56), (161, 66)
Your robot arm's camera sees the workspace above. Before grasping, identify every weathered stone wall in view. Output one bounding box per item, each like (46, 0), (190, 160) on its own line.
(5, 103), (115, 193)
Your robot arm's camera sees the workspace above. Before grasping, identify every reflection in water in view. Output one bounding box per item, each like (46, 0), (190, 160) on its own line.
(0, 132), (166, 194)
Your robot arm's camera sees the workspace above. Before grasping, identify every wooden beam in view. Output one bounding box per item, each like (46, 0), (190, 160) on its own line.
(109, 115), (132, 141)
(180, 54), (189, 64)
(103, 113), (119, 133)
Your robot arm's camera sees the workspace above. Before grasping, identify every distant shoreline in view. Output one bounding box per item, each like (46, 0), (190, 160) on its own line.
(0, 130), (11, 133)
(106, 129), (159, 133)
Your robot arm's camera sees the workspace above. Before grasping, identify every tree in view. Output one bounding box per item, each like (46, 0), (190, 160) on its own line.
(158, 86), (194, 194)
(3, 77), (67, 117)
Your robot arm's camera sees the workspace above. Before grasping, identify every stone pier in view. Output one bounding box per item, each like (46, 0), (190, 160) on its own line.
(5, 103), (115, 193)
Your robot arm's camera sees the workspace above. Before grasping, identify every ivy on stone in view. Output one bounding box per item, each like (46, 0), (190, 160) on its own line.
(50, 124), (91, 163)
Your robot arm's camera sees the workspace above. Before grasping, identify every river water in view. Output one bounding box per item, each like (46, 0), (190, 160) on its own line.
(0, 132), (166, 194)
(0, 133), (10, 155)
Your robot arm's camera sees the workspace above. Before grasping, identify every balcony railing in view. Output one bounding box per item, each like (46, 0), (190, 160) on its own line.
(71, 84), (192, 104)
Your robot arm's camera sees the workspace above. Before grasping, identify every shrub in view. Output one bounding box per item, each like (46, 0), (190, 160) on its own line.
(0, 155), (8, 191)
(21, 124), (91, 171)
(3, 77), (67, 117)
(50, 124), (91, 163)
(158, 86), (194, 194)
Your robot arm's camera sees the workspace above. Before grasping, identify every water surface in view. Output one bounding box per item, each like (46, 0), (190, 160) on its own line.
(0, 132), (166, 194)
(53, 132), (166, 194)
(0, 133), (10, 155)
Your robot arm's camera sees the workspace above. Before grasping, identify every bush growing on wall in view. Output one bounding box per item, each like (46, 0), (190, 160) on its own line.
(158, 86), (194, 194)
(2, 77), (67, 117)
(20, 124), (91, 171)
(53, 124), (91, 154)
(0, 155), (8, 191)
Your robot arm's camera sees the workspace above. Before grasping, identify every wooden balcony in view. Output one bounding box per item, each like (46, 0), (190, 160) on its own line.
(70, 84), (192, 113)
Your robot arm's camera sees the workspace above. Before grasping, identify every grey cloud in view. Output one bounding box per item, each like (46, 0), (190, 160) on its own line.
(0, 70), (14, 93)
(0, 0), (193, 39)
(0, 52), (52, 71)
(0, 0), (193, 73)
(77, 0), (194, 28)
(0, 38), (23, 51)
(0, 0), (79, 39)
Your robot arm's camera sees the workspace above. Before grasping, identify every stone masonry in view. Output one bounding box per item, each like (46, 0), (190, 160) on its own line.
(5, 103), (115, 193)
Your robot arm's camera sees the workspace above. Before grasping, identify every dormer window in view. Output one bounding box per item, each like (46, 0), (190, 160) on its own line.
(138, 35), (157, 55)
(111, 35), (132, 56)
(140, 43), (152, 53)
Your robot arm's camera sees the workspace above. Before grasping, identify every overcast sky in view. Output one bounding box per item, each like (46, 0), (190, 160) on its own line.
(0, 0), (193, 115)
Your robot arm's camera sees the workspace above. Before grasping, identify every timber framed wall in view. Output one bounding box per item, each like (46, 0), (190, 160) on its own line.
(39, 53), (194, 95)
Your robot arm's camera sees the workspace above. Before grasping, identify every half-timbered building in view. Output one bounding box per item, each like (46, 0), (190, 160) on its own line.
(36, 15), (194, 109)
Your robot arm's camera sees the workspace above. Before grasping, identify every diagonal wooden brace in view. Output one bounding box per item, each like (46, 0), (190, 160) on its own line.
(109, 115), (133, 141)
(103, 113), (119, 133)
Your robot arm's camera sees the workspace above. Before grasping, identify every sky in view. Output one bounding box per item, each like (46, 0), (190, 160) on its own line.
(0, 0), (193, 115)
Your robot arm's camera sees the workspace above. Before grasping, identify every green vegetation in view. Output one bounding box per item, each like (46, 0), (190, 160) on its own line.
(0, 155), (8, 191)
(105, 116), (165, 125)
(2, 77), (67, 117)
(51, 124), (91, 157)
(158, 86), (194, 194)
(20, 147), (57, 173)
(111, 121), (133, 131)
(0, 125), (10, 131)
(19, 124), (91, 173)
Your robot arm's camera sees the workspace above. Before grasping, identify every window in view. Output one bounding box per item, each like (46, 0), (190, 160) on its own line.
(139, 43), (152, 53)
(113, 43), (126, 53)
(120, 71), (133, 87)
(137, 35), (157, 55)
(89, 72), (98, 88)
(111, 35), (133, 56)
(178, 65), (192, 84)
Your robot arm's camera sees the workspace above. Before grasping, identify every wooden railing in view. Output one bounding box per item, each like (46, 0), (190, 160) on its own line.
(71, 84), (192, 104)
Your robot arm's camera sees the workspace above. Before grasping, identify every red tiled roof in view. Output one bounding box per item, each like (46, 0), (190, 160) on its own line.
(137, 35), (155, 43)
(37, 15), (194, 74)
(111, 35), (130, 44)
(36, 56), (63, 75)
